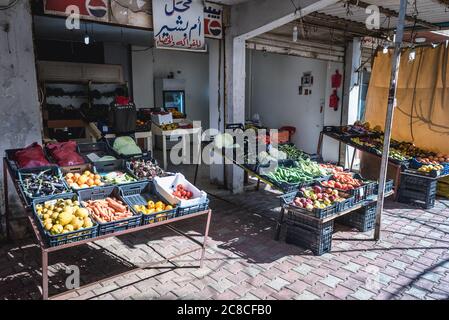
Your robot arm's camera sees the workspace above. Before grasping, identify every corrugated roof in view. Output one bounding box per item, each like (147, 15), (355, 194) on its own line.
(318, 0), (449, 28)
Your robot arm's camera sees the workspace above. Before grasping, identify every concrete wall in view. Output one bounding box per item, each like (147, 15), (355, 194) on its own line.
(0, 1), (41, 214)
(246, 50), (343, 157)
(104, 42), (131, 84)
(131, 46), (154, 108)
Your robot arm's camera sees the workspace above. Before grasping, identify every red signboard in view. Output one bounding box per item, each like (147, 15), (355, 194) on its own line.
(44, 0), (109, 22)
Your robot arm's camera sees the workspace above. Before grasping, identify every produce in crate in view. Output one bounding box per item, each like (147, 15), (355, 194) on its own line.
(278, 144), (310, 161)
(35, 199), (94, 235)
(102, 171), (137, 184)
(265, 158), (327, 184)
(172, 184), (193, 200)
(292, 186), (345, 210)
(418, 164), (443, 173)
(322, 172), (363, 191)
(133, 200), (173, 215)
(20, 170), (67, 199)
(82, 197), (133, 223)
(128, 159), (167, 180)
(416, 156), (448, 165)
(65, 170), (105, 189)
(112, 136), (142, 156)
(319, 163), (344, 175)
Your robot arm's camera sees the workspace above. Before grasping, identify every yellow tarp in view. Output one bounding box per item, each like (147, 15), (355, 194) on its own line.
(365, 46), (449, 153)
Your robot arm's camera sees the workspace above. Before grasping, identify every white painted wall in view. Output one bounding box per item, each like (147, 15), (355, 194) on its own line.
(131, 46), (154, 108)
(247, 50), (342, 156)
(131, 47), (210, 129)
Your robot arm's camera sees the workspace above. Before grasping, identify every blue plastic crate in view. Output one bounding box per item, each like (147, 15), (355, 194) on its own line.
(177, 198), (210, 217)
(285, 222), (333, 256)
(338, 202), (377, 232)
(77, 186), (142, 236)
(280, 191), (338, 219)
(119, 182), (177, 225)
(32, 194), (98, 247)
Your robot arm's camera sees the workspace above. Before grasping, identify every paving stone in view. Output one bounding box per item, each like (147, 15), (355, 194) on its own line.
(350, 288), (375, 300)
(390, 260), (408, 271)
(294, 290), (320, 300)
(319, 275), (343, 289)
(292, 263), (314, 276)
(342, 262), (363, 273)
(405, 286), (428, 299)
(266, 278), (290, 291)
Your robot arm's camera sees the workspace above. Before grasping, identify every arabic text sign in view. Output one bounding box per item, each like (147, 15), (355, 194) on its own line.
(152, 0), (205, 51)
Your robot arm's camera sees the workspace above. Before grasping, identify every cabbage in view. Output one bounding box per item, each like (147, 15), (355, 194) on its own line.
(113, 136), (142, 156)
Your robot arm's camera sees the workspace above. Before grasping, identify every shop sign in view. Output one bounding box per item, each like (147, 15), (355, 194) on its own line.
(110, 0), (153, 29)
(44, 0), (109, 22)
(204, 2), (223, 39)
(152, 0), (205, 51)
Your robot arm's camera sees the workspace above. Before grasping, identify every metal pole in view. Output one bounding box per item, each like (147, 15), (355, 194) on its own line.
(374, 0), (408, 241)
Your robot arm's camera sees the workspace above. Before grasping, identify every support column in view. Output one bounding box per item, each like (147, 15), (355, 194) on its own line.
(340, 37), (362, 167)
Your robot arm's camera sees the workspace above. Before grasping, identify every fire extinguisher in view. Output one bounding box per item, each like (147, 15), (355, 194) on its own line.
(331, 70), (342, 89)
(329, 89), (339, 111)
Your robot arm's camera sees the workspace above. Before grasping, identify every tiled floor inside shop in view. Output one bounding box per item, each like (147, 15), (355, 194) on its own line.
(1, 158), (449, 300)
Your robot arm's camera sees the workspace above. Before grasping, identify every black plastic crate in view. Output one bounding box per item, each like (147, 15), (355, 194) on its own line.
(18, 166), (70, 207)
(400, 173), (437, 193)
(32, 194), (98, 247)
(398, 189), (436, 209)
(374, 179), (394, 195)
(335, 193), (355, 212)
(280, 191), (338, 219)
(338, 201), (377, 232)
(177, 199), (210, 217)
(77, 142), (115, 163)
(285, 222), (333, 256)
(5, 147), (54, 179)
(94, 159), (139, 186)
(285, 211), (334, 233)
(77, 186), (142, 236)
(119, 182), (177, 225)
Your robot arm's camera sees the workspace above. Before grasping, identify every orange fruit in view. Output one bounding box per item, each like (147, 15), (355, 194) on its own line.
(94, 174), (101, 180)
(87, 178), (94, 186)
(94, 179), (102, 185)
(74, 173), (81, 179)
(77, 176), (87, 185)
(66, 173), (74, 179)
(66, 178), (74, 184)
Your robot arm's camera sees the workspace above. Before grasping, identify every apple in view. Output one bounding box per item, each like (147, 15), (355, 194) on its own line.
(305, 204), (314, 210)
(316, 193), (323, 200)
(313, 186), (322, 194)
(326, 188), (333, 194)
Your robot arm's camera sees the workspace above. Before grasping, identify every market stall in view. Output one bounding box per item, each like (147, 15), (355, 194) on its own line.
(2, 141), (211, 300)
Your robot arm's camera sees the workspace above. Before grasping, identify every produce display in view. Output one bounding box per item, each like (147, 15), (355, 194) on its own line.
(292, 186), (346, 210)
(418, 164), (444, 174)
(258, 148), (287, 165)
(133, 200), (173, 215)
(65, 170), (105, 189)
(265, 158), (327, 185)
(169, 109), (185, 119)
(35, 199), (94, 235)
(20, 170), (68, 199)
(417, 154), (449, 164)
(82, 197), (133, 223)
(112, 136), (142, 156)
(278, 144), (310, 161)
(172, 184), (194, 200)
(161, 123), (179, 131)
(321, 172), (364, 191)
(102, 171), (137, 185)
(128, 159), (168, 180)
(319, 163), (344, 175)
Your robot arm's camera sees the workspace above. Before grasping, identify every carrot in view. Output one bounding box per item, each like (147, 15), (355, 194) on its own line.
(106, 198), (126, 213)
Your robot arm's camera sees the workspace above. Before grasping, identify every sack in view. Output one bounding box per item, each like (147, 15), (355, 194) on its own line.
(47, 141), (85, 167)
(15, 143), (51, 169)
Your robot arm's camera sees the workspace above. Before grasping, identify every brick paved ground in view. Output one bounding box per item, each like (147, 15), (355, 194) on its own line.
(1, 181), (449, 300)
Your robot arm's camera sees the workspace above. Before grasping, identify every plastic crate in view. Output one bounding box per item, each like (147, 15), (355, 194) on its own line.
(398, 190), (436, 209)
(338, 201), (377, 232)
(398, 173), (437, 209)
(374, 179), (394, 195)
(321, 173), (375, 204)
(285, 222), (333, 256)
(77, 142), (115, 164)
(60, 163), (110, 191)
(119, 182), (177, 225)
(177, 198), (210, 217)
(280, 191), (338, 219)
(32, 194), (98, 247)
(94, 159), (139, 186)
(5, 147), (54, 179)
(77, 186), (142, 235)
(285, 210), (334, 232)
(335, 193), (355, 212)
(18, 166), (70, 207)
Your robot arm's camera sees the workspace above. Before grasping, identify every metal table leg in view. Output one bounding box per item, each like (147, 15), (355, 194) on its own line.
(274, 208), (286, 241)
(42, 249), (49, 300)
(3, 158), (10, 240)
(200, 210), (212, 268)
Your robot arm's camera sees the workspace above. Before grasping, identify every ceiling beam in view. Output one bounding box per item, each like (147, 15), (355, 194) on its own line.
(345, 0), (439, 30)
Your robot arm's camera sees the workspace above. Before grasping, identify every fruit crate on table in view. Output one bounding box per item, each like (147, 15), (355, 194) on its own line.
(120, 181), (177, 225)
(285, 222), (333, 256)
(18, 166), (70, 207)
(281, 191), (338, 219)
(77, 186), (142, 235)
(95, 159), (139, 186)
(32, 194), (98, 247)
(338, 201), (377, 232)
(285, 208), (334, 231)
(5, 148), (54, 179)
(335, 193), (355, 212)
(177, 198), (210, 217)
(322, 173), (377, 204)
(398, 172), (437, 209)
